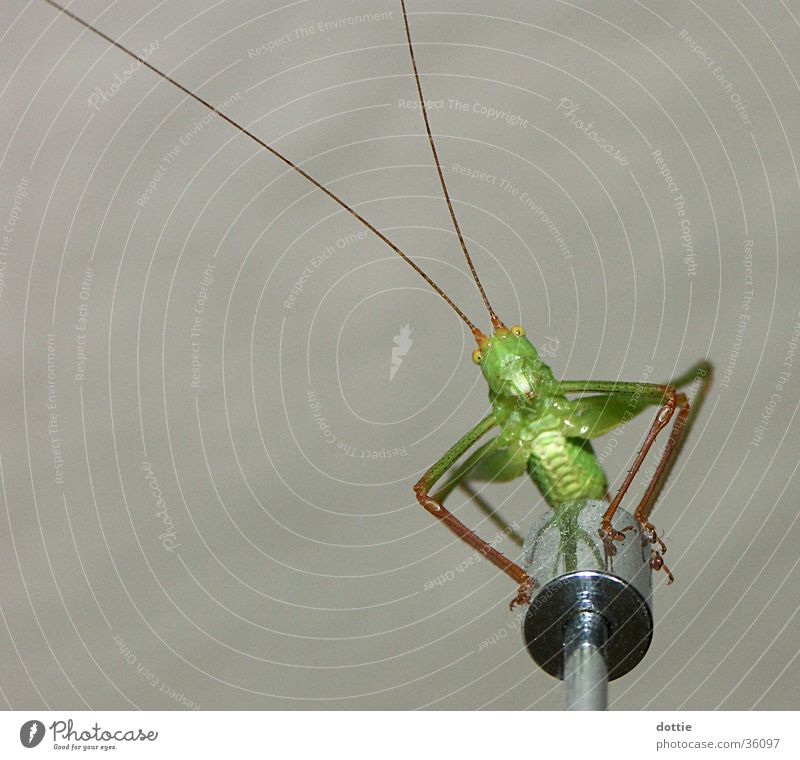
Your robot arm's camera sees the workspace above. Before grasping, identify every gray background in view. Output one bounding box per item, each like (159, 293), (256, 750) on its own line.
(0, 0), (798, 710)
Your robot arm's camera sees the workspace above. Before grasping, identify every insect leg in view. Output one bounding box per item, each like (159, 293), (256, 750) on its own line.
(632, 361), (713, 524)
(432, 439), (527, 547)
(414, 414), (534, 608)
(558, 361), (712, 575)
(557, 379), (680, 546)
(630, 362), (714, 580)
(457, 484), (525, 549)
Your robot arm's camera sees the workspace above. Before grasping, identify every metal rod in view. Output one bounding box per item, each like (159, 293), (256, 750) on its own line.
(563, 610), (609, 711)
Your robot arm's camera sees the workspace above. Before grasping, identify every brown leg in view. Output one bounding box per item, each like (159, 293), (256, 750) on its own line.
(599, 386), (679, 546)
(608, 362), (712, 579)
(553, 363), (712, 578)
(414, 413), (536, 608)
(631, 363), (713, 580)
(635, 364), (714, 524)
(415, 481), (534, 609)
(627, 394), (688, 582)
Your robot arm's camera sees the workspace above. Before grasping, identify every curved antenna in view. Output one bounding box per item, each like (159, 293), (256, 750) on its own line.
(400, 0), (503, 331)
(41, 0), (486, 338)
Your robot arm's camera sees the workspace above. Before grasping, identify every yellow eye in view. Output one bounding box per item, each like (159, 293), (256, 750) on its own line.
(472, 349), (483, 364)
(510, 325), (525, 337)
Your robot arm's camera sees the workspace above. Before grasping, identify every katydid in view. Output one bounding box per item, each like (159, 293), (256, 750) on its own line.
(43, 0), (713, 610)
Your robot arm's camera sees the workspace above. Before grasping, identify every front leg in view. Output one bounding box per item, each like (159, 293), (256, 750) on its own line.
(414, 412), (534, 609)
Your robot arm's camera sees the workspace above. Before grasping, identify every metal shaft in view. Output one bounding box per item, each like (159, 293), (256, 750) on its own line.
(563, 610), (609, 711)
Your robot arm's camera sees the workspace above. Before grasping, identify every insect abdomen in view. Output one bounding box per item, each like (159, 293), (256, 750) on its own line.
(526, 431), (608, 507)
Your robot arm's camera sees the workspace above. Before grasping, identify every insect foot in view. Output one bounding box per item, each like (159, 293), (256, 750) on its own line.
(640, 521), (668, 555)
(598, 521), (627, 557)
(509, 576), (535, 610)
(649, 550), (674, 584)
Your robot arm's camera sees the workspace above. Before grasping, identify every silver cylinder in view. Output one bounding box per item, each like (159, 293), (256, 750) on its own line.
(521, 499), (654, 683)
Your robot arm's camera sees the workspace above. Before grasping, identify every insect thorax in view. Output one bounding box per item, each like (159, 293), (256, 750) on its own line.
(492, 395), (608, 508)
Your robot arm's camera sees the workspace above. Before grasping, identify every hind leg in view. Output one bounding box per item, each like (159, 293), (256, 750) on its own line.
(632, 361), (713, 581)
(557, 361), (712, 579)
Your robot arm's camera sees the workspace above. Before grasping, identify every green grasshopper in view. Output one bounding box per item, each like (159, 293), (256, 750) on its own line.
(418, 322), (711, 608)
(393, 0), (712, 608)
(45, 0), (712, 609)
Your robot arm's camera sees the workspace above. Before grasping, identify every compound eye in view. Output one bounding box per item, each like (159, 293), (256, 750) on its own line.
(510, 325), (525, 337)
(472, 349), (483, 365)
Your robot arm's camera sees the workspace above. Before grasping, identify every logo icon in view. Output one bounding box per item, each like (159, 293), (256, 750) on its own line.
(539, 335), (560, 359)
(390, 323), (413, 381)
(20, 720), (44, 748)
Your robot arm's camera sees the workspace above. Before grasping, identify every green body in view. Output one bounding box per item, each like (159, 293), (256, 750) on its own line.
(431, 327), (708, 518)
(492, 392), (608, 507)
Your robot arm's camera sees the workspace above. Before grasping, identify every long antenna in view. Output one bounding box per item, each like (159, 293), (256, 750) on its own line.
(41, 0), (486, 338)
(399, 0), (503, 331)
